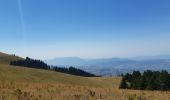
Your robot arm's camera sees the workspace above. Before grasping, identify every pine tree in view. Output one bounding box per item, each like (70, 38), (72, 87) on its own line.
(131, 71), (141, 89)
(159, 70), (169, 91)
(139, 76), (146, 90)
(119, 77), (127, 89)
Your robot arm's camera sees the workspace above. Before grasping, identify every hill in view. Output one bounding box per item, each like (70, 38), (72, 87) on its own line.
(45, 57), (170, 76)
(0, 64), (170, 100)
(0, 52), (170, 100)
(0, 52), (23, 64)
(10, 57), (97, 77)
(0, 64), (117, 88)
(0, 52), (117, 87)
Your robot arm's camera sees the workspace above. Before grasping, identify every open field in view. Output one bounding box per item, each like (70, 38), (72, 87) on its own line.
(0, 64), (170, 100)
(0, 52), (23, 64)
(0, 64), (118, 88)
(0, 80), (169, 100)
(0, 52), (170, 100)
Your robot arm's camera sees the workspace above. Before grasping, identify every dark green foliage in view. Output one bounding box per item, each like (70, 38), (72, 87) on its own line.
(119, 70), (170, 91)
(124, 73), (132, 82)
(10, 57), (97, 77)
(159, 70), (170, 91)
(53, 66), (97, 77)
(119, 77), (128, 89)
(131, 71), (141, 89)
(139, 76), (146, 90)
(10, 57), (49, 69)
(119, 73), (132, 89)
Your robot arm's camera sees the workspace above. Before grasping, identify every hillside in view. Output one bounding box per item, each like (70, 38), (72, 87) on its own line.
(0, 52), (23, 64)
(0, 52), (118, 87)
(0, 64), (170, 100)
(0, 52), (170, 100)
(0, 64), (118, 88)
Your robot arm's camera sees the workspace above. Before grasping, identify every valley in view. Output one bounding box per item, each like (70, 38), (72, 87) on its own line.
(0, 52), (170, 100)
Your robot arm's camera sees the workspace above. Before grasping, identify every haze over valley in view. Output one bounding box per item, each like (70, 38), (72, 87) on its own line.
(45, 55), (170, 76)
(0, 0), (170, 99)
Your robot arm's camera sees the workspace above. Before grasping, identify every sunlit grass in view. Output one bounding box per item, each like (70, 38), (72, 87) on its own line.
(0, 52), (169, 100)
(0, 64), (170, 100)
(0, 52), (22, 64)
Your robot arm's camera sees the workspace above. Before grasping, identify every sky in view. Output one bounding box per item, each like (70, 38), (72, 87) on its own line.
(0, 0), (170, 59)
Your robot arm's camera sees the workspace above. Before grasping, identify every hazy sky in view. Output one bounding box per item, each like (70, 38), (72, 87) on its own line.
(0, 0), (170, 59)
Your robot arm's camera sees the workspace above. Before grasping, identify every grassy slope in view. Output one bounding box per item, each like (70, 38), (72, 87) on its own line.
(0, 52), (23, 64)
(0, 64), (170, 100)
(0, 64), (120, 88)
(0, 52), (170, 100)
(0, 52), (120, 88)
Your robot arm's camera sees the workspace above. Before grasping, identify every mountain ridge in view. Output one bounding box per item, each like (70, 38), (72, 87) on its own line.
(45, 56), (170, 76)
(0, 52), (23, 64)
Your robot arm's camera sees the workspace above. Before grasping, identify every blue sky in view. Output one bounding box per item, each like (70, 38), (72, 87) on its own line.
(0, 0), (170, 59)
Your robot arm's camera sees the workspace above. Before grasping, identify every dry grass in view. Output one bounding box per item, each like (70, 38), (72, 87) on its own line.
(0, 52), (23, 64)
(0, 64), (116, 88)
(0, 62), (170, 100)
(0, 81), (170, 100)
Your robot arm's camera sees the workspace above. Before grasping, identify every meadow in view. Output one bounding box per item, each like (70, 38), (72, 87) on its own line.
(0, 64), (170, 100)
(0, 52), (170, 100)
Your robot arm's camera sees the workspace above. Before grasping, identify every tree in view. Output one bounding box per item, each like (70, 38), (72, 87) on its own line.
(119, 77), (127, 89)
(159, 70), (169, 91)
(146, 76), (157, 90)
(10, 57), (97, 77)
(131, 71), (141, 89)
(139, 76), (146, 90)
(10, 57), (49, 69)
(119, 70), (170, 91)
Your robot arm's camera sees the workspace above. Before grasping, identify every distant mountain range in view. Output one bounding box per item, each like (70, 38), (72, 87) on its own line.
(131, 55), (170, 60)
(45, 55), (170, 76)
(45, 57), (86, 67)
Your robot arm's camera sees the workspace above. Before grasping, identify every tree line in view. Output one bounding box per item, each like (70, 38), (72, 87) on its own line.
(53, 66), (96, 77)
(119, 70), (170, 91)
(10, 57), (50, 69)
(10, 57), (97, 77)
